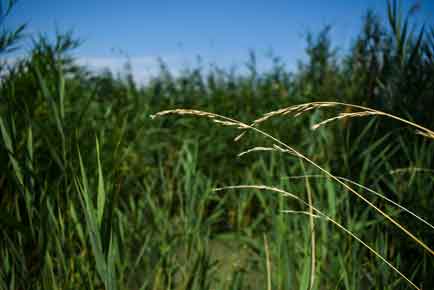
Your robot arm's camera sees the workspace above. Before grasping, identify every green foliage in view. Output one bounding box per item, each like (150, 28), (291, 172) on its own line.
(0, 0), (25, 56)
(0, 0), (433, 289)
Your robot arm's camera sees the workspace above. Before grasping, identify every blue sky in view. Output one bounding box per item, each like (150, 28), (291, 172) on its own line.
(6, 0), (434, 82)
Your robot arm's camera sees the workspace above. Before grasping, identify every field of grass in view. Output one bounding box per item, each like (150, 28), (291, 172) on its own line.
(1, 1), (434, 289)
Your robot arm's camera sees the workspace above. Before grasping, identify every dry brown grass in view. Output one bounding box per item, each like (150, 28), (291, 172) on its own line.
(239, 101), (434, 140)
(152, 101), (434, 290)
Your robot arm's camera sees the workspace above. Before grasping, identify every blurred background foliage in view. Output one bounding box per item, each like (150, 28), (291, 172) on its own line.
(0, 0), (433, 289)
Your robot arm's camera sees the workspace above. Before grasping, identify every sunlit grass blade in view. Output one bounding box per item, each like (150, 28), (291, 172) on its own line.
(216, 184), (421, 290)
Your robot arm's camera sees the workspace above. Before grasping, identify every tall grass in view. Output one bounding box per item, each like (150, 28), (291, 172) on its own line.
(1, 0), (433, 289)
(152, 103), (434, 289)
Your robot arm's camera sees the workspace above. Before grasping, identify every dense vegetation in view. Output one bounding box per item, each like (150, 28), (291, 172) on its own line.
(1, 0), (433, 289)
